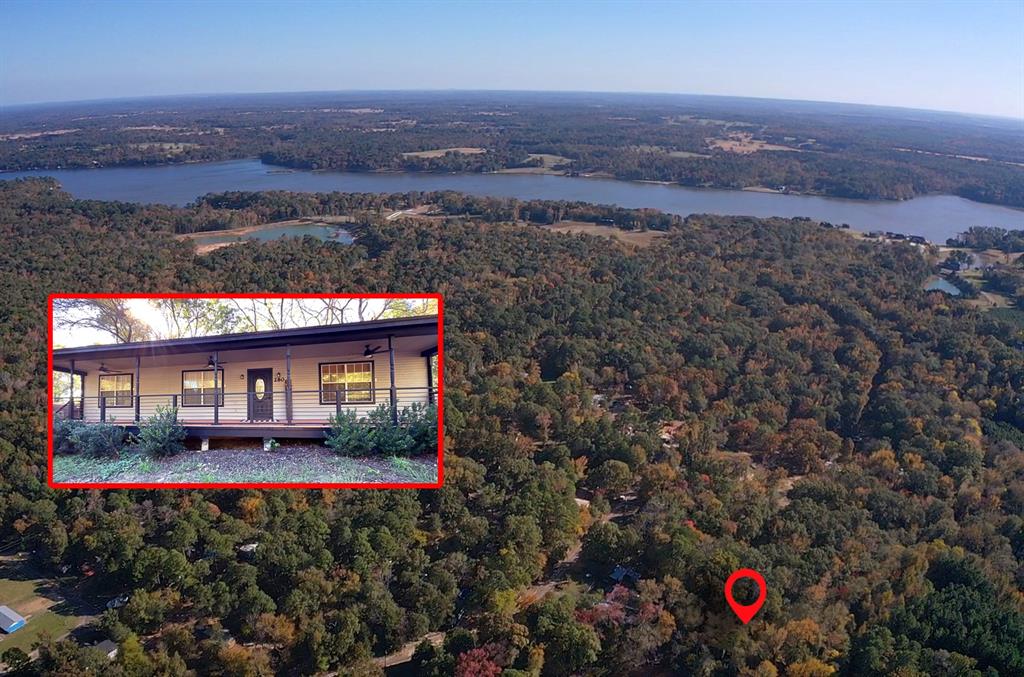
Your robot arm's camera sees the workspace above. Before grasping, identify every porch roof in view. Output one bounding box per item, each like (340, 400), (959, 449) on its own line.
(53, 315), (438, 364)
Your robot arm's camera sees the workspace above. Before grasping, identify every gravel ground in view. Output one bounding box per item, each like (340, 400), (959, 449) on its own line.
(52, 443), (438, 485)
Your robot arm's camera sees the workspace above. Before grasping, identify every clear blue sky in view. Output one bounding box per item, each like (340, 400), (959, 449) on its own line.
(2, 0), (1022, 118)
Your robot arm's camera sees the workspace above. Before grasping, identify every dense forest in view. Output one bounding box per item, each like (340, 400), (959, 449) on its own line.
(3, 92), (1024, 207)
(1, 177), (1023, 675)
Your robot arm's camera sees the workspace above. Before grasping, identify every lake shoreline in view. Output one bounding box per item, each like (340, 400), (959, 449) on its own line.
(4, 159), (1022, 243)
(4, 157), (1022, 213)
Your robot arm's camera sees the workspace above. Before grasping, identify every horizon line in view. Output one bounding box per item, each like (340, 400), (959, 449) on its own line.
(3, 87), (1020, 123)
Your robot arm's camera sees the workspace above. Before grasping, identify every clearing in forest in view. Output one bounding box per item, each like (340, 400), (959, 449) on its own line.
(707, 132), (802, 154)
(401, 147), (486, 158)
(0, 557), (97, 656)
(496, 152), (573, 174)
(546, 221), (667, 248)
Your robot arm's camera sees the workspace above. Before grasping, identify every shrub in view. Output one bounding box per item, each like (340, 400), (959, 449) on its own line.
(368, 404), (414, 456)
(70, 422), (127, 458)
(401, 402), (439, 456)
(326, 403), (439, 457)
(136, 406), (187, 457)
(326, 409), (374, 456)
(53, 416), (85, 455)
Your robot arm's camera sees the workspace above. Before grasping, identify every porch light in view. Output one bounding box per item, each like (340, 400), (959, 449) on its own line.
(274, 372), (284, 383)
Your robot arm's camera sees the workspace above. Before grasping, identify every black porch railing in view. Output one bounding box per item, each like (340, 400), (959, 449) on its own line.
(52, 387), (434, 426)
(54, 397), (85, 420)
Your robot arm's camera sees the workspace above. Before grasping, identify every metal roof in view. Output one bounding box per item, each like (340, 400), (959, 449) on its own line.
(0, 605), (26, 632)
(53, 315), (438, 362)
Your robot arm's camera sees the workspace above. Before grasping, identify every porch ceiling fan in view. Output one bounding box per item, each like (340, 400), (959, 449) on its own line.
(363, 344), (384, 357)
(206, 355), (229, 367)
(98, 363), (113, 373)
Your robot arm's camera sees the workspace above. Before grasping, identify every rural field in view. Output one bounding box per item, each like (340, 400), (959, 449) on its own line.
(545, 220), (668, 248)
(401, 147), (486, 158)
(0, 555), (97, 657)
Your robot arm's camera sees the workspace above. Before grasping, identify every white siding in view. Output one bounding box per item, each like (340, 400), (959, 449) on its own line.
(79, 336), (432, 424)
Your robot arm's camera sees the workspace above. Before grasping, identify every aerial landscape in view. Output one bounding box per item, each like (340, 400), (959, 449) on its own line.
(1, 1), (1023, 675)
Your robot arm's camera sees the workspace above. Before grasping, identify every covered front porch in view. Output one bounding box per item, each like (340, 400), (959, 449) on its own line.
(52, 316), (439, 439)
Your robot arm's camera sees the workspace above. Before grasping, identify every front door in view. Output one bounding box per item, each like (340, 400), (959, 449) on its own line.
(247, 368), (274, 421)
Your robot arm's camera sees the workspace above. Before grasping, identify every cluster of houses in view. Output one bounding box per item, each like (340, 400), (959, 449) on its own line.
(864, 230), (929, 245)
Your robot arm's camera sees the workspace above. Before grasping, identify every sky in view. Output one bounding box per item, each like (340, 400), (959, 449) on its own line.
(2, 0), (1022, 119)
(53, 298), (402, 347)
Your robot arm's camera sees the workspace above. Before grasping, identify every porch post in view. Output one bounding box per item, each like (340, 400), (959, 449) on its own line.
(388, 335), (398, 425)
(69, 360), (75, 420)
(134, 355), (141, 423)
(285, 344), (293, 424)
(172, 395), (178, 420)
(212, 351), (219, 425)
(100, 396), (106, 423)
(426, 354), (435, 405)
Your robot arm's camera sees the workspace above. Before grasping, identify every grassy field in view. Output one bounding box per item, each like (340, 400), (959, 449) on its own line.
(545, 221), (667, 248)
(0, 563), (91, 655)
(496, 152), (573, 174)
(52, 445), (438, 485)
(401, 147), (485, 158)
(707, 132), (802, 154)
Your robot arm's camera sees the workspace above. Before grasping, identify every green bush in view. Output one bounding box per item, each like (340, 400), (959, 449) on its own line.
(326, 409), (374, 456)
(53, 416), (85, 455)
(368, 404), (414, 456)
(325, 402), (439, 457)
(136, 406), (187, 457)
(401, 402), (439, 456)
(70, 422), (127, 458)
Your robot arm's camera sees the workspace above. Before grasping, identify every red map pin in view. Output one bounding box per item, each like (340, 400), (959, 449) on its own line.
(724, 568), (766, 624)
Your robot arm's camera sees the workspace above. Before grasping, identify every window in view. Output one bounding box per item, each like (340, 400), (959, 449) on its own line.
(181, 369), (224, 406)
(98, 374), (133, 407)
(320, 361), (374, 404)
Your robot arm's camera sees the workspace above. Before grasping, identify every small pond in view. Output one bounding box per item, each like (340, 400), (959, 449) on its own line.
(924, 277), (962, 296)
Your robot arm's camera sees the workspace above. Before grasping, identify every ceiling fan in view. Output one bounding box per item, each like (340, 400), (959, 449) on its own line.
(363, 344), (384, 357)
(98, 363), (113, 373)
(206, 355), (229, 367)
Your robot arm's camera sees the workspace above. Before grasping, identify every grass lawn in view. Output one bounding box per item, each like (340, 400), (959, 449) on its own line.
(0, 565), (91, 655)
(401, 146), (485, 158)
(546, 221), (667, 248)
(52, 444), (438, 485)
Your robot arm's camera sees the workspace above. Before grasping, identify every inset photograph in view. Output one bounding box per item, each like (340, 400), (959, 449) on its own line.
(48, 294), (442, 488)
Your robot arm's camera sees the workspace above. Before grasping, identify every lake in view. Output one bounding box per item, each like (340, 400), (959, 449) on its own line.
(4, 159), (1022, 243)
(924, 277), (963, 296)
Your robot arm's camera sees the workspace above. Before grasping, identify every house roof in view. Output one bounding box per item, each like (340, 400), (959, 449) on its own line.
(95, 639), (119, 655)
(0, 605), (26, 632)
(53, 315), (438, 362)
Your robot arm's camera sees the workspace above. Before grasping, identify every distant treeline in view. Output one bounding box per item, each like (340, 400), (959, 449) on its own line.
(947, 225), (1024, 252)
(138, 188), (683, 234)
(3, 93), (1023, 207)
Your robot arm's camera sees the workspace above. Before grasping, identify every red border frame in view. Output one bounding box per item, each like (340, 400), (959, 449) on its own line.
(47, 293), (444, 490)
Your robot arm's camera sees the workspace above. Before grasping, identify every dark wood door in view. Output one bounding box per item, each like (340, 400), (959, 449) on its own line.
(247, 368), (274, 421)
